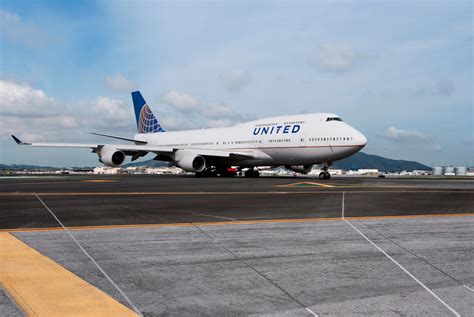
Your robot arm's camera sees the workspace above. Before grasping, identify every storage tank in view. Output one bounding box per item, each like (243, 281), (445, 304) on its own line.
(443, 166), (455, 176)
(432, 167), (443, 176)
(455, 167), (467, 176)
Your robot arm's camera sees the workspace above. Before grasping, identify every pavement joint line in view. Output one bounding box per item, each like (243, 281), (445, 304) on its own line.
(343, 219), (460, 317)
(191, 222), (317, 317)
(34, 193), (143, 317)
(1, 213), (473, 233)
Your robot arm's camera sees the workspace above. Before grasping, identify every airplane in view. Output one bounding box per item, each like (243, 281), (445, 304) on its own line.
(12, 91), (367, 179)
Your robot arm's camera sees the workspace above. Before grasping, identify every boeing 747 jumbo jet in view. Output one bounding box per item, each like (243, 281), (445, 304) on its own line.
(12, 91), (367, 179)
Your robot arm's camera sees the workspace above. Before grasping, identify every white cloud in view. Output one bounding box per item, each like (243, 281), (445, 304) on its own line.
(0, 80), (80, 141)
(382, 127), (428, 143)
(158, 89), (256, 130)
(104, 74), (136, 93)
(0, 10), (51, 47)
(0, 80), (254, 144)
(202, 102), (241, 120)
(0, 80), (62, 116)
(382, 127), (441, 151)
(89, 96), (132, 128)
(162, 90), (201, 111)
(207, 119), (234, 128)
(220, 69), (252, 92)
(309, 43), (364, 72)
(0, 80), (138, 143)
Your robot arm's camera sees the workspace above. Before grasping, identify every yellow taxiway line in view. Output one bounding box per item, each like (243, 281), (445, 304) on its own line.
(2, 213), (472, 233)
(0, 232), (138, 317)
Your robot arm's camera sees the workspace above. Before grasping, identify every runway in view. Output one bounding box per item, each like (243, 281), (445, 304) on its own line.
(0, 175), (473, 230)
(0, 175), (473, 316)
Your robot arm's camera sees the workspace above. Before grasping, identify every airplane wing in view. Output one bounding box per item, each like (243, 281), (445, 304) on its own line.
(11, 135), (258, 159)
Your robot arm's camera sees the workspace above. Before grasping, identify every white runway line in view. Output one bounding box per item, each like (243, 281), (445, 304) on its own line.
(341, 192), (460, 317)
(34, 193), (143, 317)
(341, 192), (345, 219)
(463, 285), (474, 292)
(305, 307), (318, 316)
(344, 221), (460, 316)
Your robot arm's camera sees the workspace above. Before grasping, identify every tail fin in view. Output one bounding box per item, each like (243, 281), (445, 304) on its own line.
(131, 91), (165, 133)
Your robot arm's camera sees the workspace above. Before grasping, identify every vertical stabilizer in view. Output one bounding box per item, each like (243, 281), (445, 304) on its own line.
(131, 91), (165, 133)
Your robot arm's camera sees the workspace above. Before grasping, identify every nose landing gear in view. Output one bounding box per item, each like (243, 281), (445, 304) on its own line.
(318, 163), (331, 180)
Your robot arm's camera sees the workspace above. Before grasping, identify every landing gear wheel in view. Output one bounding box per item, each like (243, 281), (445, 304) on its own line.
(319, 172), (331, 180)
(244, 169), (260, 178)
(195, 168), (217, 177)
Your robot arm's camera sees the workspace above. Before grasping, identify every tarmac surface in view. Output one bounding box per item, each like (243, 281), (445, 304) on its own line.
(0, 288), (22, 317)
(0, 175), (473, 229)
(0, 175), (473, 316)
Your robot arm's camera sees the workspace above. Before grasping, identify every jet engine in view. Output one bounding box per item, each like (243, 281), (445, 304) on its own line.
(99, 146), (126, 167)
(175, 150), (206, 172)
(286, 164), (313, 174)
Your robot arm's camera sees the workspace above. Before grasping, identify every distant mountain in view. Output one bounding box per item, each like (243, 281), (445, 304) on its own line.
(0, 163), (55, 170)
(332, 152), (430, 172)
(0, 164), (93, 170)
(1, 152), (430, 172)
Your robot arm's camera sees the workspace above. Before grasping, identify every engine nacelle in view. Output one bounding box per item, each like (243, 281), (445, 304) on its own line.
(175, 150), (206, 172)
(99, 146), (126, 167)
(286, 164), (313, 174)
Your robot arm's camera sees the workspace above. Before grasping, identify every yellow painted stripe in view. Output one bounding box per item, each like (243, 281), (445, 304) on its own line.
(306, 182), (336, 188)
(2, 213), (473, 233)
(80, 180), (116, 183)
(0, 232), (138, 317)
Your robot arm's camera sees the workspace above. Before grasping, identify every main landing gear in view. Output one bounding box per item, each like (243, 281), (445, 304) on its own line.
(319, 164), (331, 180)
(195, 166), (237, 177)
(244, 168), (260, 178)
(196, 166), (260, 178)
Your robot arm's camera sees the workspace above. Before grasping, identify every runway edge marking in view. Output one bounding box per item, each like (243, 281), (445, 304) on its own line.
(2, 213), (473, 233)
(0, 232), (139, 317)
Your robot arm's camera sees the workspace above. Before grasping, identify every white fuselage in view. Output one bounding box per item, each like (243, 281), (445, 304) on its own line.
(134, 113), (367, 167)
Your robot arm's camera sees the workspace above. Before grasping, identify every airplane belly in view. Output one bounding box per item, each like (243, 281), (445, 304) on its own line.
(215, 145), (363, 167)
(261, 145), (362, 165)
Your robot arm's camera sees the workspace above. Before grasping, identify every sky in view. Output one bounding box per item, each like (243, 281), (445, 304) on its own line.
(0, 0), (472, 167)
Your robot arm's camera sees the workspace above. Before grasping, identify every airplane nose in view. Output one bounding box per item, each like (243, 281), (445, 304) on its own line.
(360, 133), (367, 146)
(352, 128), (367, 147)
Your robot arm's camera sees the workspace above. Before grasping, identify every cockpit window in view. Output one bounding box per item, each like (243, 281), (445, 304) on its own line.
(326, 117), (343, 122)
